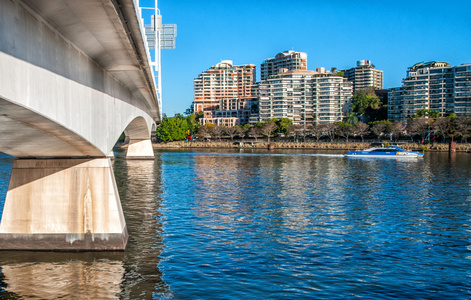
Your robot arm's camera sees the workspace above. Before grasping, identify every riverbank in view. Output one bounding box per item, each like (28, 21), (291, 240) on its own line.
(141, 141), (471, 152)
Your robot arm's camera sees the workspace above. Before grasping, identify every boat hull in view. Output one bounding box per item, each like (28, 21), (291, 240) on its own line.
(346, 153), (421, 158)
(346, 146), (424, 158)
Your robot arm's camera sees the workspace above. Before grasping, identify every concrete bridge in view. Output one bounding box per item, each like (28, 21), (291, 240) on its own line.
(0, 0), (165, 250)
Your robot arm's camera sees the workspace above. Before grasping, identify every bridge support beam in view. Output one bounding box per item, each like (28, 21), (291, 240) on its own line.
(126, 139), (154, 160)
(0, 158), (128, 251)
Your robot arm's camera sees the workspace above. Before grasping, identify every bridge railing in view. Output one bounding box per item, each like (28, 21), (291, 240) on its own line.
(136, 0), (176, 121)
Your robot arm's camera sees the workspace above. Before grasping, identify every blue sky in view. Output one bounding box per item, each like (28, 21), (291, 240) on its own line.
(145, 0), (471, 116)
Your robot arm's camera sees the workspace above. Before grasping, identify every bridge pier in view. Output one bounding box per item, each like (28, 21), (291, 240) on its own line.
(0, 158), (128, 251)
(126, 139), (154, 160)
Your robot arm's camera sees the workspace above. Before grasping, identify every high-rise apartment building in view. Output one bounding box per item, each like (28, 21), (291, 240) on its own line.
(388, 87), (404, 123)
(259, 69), (352, 125)
(403, 61), (452, 119)
(455, 63), (471, 115)
(194, 60), (257, 126)
(261, 50), (307, 81)
(341, 60), (383, 93)
(388, 61), (471, 122)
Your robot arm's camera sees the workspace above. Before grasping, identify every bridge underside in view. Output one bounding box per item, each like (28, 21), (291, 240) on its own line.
(0, 0), (160, 251)
(0, 98), (103, 158)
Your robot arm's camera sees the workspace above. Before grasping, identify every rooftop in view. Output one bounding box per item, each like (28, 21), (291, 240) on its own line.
(409, 61), (450, 70)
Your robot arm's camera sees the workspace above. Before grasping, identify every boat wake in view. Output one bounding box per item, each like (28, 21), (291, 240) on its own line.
(195, 153), (346, 158)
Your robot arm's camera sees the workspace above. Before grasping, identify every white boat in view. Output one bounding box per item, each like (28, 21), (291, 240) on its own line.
(346, 146), (424, 158)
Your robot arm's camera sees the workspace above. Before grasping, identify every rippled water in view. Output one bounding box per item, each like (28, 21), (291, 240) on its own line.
(1, 149), (471, 299)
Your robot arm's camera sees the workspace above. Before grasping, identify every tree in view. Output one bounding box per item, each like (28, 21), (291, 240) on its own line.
(241, 123), (251, 131)
(351, 87), (381, 121)
(446, 114), (462, 142)
(185, 102), (195, 116)
(370, 123), (386, 140)
(406, 117), (429, 141)
(254, 122), (265, 129)
(195, 111), (204, 120)
(225, 126), (239, 141)
(304, 124), (314, 139)
(236, 126), (248, 139)
(353, 121), (369, 142)
(335, 122), (354, 142)
(285, 124), (296, 137)
(431, 116), (468, 142)
(197, 124), (212, 140)
(275, 118), (293, 134)
(185, 114), (200, 133)
(248, 126), (261, 141)
(293, 124), (304, 141)
(352, 91), (377, 115)
(260, 122), (278, 142)
(344, 112), (358, 125)
(311, 123), (324, 142)
(156, 115), (190, 142)
(432, 117), (450, 141)
(429, 110), (442, 119)
(211, 125), (225, 141)
(319, 123), (336, 142)
(411, 108), (442, 120)
(456, 116), (471, 142)
(390, 122), (405, 141)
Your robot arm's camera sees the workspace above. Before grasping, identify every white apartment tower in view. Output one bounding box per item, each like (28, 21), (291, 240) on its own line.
(402, 61), (451, 119)
(194, 60), (257, 126)
(259, 69), (353, 125)
(388, 61), (471, 122)
(342, 60), (383, 93)
(261, 51), (307, 81)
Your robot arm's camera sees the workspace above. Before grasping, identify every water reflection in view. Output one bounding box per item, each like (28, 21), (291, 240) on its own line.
(160, 150), (471, 299)
(1, 150), (471, 299)
(113, 150), (168, 299)
(0, 252), (124, 299)
(0, 150), (167, 299)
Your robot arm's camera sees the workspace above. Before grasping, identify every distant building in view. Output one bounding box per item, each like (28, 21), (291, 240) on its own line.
(455, 64), (471, 116)
(375, 89), (389, 105)
(341, 60), (383, 93)
(403, 61), (452, 119)
(258, 69), (352, 125)
(261, 50), (307, 81)
(387, 87), (404, 122)
(193, 60), (258, 126)
(388, 61), (471, 122)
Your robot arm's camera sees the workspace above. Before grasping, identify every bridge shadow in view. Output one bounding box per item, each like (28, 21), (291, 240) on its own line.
(6, 158), (98, 191)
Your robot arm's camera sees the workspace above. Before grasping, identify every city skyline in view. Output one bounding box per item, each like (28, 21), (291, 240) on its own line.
(155, 0), (471, 116)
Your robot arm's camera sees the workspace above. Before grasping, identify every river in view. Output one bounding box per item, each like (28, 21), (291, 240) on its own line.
(0, 149), (470, 299)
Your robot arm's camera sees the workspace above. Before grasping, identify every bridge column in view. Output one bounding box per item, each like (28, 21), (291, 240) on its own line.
(126, 139), (154, 160)
(0, 158), (128, 251)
